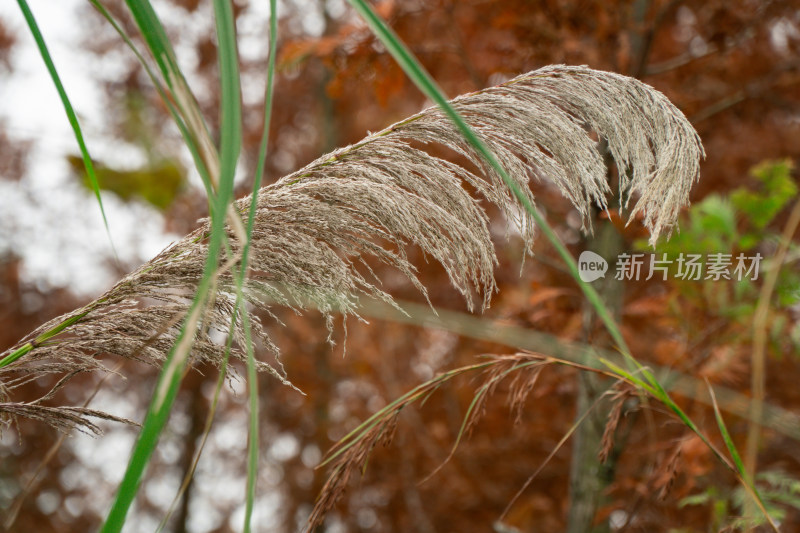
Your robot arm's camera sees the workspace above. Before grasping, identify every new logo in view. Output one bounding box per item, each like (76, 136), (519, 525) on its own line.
(578, 250), (608, 282)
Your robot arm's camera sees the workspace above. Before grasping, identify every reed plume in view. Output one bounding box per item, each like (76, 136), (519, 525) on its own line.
(0, 65), (703, 432)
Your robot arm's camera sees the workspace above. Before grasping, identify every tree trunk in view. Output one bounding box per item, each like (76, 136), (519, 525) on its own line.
(566, 217), (623, 533)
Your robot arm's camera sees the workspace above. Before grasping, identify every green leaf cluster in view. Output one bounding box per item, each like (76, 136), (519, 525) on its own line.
(637, 159), (799, 307)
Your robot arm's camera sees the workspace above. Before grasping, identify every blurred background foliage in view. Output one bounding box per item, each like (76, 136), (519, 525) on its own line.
(67, 154), (185, 210)
(1, 0), (800, 532)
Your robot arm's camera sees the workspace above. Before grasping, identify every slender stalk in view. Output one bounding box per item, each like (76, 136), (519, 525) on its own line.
(744, 197), (800, 526)
(0, 314), (84, 368)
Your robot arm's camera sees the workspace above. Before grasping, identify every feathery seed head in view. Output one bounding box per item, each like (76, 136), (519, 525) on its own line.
(0, 65), (702, 432)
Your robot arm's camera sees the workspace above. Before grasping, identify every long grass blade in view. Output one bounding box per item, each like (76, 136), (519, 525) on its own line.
(232, 1), (279, 530)
(16, 0), (117, 260)
(706, 380), (778, 531)
(339, 3), (764, 520)
(204, 1), (254, 528)
(330, 6), (774, 529)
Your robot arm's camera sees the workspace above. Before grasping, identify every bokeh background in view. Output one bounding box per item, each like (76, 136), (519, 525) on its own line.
(1, 0), (800, 531)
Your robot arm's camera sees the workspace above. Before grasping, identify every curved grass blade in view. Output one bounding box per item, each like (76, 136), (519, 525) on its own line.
(16, 0), (117, 260)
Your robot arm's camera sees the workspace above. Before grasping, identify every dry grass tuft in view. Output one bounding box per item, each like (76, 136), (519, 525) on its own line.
(306, 353), (558, 531)
(463, 354), (548, 437)
(598, 383), (637, 464)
